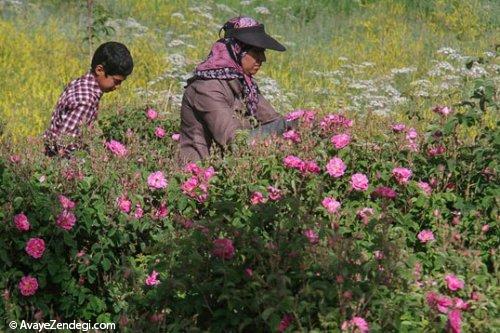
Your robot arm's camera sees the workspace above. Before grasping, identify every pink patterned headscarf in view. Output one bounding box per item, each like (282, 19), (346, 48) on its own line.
(194, 17), (260, 116)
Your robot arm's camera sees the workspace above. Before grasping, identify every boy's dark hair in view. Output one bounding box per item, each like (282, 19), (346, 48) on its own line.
(91, 41), (134, 76)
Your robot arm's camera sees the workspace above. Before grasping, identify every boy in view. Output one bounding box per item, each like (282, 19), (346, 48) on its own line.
(44, 41), (133, 157)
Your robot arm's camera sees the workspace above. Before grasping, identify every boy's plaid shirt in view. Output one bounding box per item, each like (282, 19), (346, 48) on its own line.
(44, 72), (103, 144)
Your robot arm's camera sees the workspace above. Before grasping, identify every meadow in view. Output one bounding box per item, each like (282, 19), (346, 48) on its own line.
(0, 0), (499, 331)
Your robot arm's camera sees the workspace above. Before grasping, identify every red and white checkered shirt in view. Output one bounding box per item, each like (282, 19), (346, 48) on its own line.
(44, 72), (103, 143)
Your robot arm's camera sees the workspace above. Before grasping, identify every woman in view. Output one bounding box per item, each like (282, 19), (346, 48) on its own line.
(179, 16), (287, 163)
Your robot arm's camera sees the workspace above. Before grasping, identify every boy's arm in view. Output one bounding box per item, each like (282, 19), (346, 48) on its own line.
(59, 100), (97, 137)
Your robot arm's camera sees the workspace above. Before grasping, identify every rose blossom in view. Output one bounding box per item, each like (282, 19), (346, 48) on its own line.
(282, 129), (301, 143)
(392, 123), (406, 132)
(268, 186), (282, 201)
(147, 171), (168, 189)
(153, 202), (168, 219)
(406, 128), (418, 140)
(14, 213), (30, 231)
(244, 268), (253, 277)
(134, 205), (144, 219)
(374, 250), (384, 260)
(278, 314), (294, 332)
(357, 207), (374, 225)
(18, 275), (38, 296)
(418, 181), (432, 196)
(105, 140), (128, 157)
(444, 274), (464, 291)
(58, 195), (76, 210)
(212, 238), (235, 260)
(447, 309), (461, 333)
(341, 316), (369, 333)
(250, 191), (266, 205)
(171, 133), (181, 141)
(145, 270), (160, 286)
(56, 210), (76, 230)
(330, 133), (351, 149)
(392, 167), (412, 185)
(283, 155), (304, 170)
(25, 238), (45, 259)
(284, 109), (315, 124)
(427, 145), (446, 157)
(371, 186), (397, 200)
(433, 105), (453, 116)
(303, 229), (319, 245)
(320, 114), (353, 131)
(154, 127), (166, 138)
(350, 173), (369, 191)
(417, 230), (435, 243)
(146, 108), (158, 120)
(117, 196), (132, 213)
(9, 155), (21, 163)
(322, 197), (341, 214)
(481, 224), (489, 233)
(303, 160), (320, 174)
(325, 157), (346, 178)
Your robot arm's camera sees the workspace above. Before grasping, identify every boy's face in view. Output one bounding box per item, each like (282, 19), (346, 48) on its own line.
(94, 64), (126, 93)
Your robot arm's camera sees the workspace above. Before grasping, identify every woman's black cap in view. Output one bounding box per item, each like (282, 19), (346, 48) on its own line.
(224, 24), (286, 51)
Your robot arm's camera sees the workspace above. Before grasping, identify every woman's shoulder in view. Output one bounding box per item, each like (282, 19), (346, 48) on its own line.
(186, 78), (238, 95)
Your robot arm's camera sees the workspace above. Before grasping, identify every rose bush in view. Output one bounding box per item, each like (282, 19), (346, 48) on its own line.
(0, 73), (498, 332)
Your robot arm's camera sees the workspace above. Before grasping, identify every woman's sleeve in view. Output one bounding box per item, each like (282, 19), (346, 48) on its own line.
(254, 93), (281, 124)
(190, 80), (241, 147)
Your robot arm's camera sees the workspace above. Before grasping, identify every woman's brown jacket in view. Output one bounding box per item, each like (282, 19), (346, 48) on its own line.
(179, 78), (280, 163)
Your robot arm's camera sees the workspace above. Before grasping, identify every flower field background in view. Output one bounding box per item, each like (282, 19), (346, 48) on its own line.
(1, 0), (499, 332)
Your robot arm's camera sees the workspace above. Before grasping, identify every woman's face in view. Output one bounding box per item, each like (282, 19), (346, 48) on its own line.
(241, 48), (266, 75)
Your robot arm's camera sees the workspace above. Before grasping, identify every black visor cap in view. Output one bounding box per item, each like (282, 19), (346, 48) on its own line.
(225, 24), (286, 52)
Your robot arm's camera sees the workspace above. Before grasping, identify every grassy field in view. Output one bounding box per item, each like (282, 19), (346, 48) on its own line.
(0, 0), (498, 142)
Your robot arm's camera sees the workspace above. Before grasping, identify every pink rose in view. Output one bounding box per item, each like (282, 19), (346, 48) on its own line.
(417, 181), (432, 196)
(147, 171), (168, 189)
(56, 210), (76, 230)
(9, 155), (21, 163)
(392, 123), (406, 132)
(105, 140), (128, 157)
(250, 191), (266, 205)
(444, 274), (464, 292)
(284, 109), (315, 124)
(374, 250), (384, 260)
(392, 167), (412, 185)
(153, 203), (168, 220)
(25, 238), (45, 259)
(283, 155), (304, 170)
(303, 229), (319, 245)
(447, 309), (461, 333)
(406, 128), (418, 140)
(18, 275), (38, 296)
(268, 186), (282, 201)
(134, 205), (144, 219)
(282, 130), (301, 143)
(154, 127), (166, 138)
(433, 105), (453, 116)
(212, 238), (235, 260)
(320, 114), (353, 132)
(322, 197), (341, 214)
(303, 160), (320, 174)
(14, 213), (30, 232)
(330, 133), (351, 149)
(145, 270), (160, 286)
(417, 230), (435, 243)
(453, 298), (469, 310)
(117, 196), (132, 213)
(341, 316), (369, 333)
(58, 195), (76, 210)
(371, 186), (397, 200)
(244, 268), (253, 277)
(481, 224), (490, 233)
(146, 108), (158, 120)
(325, 157), (346, 178)
(350, 173), (369, 191)
(356, 207), (374, 225)
(203, 167), (216, 181)
(171, 133), (181, 141)
(427, 145), (446, 157)
(278, 314), (294, 332)
(181, 176), (199, 193)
